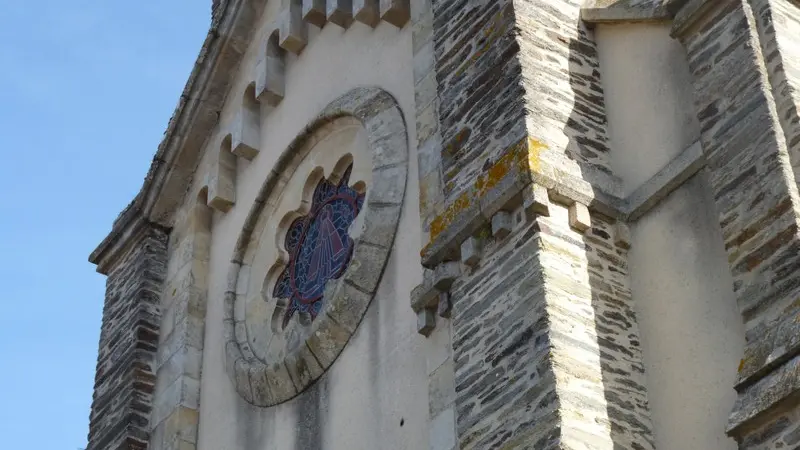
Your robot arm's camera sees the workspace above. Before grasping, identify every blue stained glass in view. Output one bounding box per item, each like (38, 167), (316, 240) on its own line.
(272, 164), (365, 328)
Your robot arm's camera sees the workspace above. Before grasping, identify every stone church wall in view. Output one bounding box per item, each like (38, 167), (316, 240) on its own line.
(157, 2), (432, 449)
(85, 0), (800, 449)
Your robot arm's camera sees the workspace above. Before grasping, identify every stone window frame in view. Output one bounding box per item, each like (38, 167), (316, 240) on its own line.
(222, 87), (409, 406)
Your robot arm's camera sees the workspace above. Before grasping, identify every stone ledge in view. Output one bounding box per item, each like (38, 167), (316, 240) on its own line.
(581, 4), (671, 24)
(420, 138), (707, 268)
(625, 140), (705, 221)
(728, 354), (800, 437)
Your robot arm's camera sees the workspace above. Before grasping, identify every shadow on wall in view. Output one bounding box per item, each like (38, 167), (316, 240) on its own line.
(558, 7), (655, 449)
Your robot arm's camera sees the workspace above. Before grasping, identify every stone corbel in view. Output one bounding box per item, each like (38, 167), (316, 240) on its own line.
(302, 0), (327, 27)
(379, 0), (409, 28)
(230, 98), (260, 160)
(410, 261), (460, 336)
(327, 0), (353, 28)
(353, 0), (380, 27)
(206, 136), (237, 212)
(280, 0), (307, 54)
(255, 33), (285, 107)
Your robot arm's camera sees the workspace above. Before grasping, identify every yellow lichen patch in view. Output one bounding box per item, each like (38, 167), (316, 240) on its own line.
(738, 358), (746, 373)
(524, 137), (547, 174)
(475, 147), (519, 197)
(423, 137), (548, 251)
(429, 190), (472, 241)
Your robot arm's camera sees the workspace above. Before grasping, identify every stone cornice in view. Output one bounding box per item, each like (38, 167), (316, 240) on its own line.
(89, 0), (266, 274)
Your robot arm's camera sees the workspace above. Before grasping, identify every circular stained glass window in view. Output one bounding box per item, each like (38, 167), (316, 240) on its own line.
(272, 164), (365, 328)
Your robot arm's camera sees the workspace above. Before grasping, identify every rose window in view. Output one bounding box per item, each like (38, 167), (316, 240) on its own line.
(272, 164), (365, 328)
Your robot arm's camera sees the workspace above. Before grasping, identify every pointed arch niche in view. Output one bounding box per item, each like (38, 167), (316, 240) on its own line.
(222, 87), (409, 407)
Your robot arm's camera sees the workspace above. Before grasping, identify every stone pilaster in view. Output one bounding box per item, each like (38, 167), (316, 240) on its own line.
(449, 206), (653, 449)
(671, 0), (800, 446)
(86, 222), (168, 450)
(750, 0), (800, 185)
(148, 200), (211, 450)
(415, 0), (655, 447)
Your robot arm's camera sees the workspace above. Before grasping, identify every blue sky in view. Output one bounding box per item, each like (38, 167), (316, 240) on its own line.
(0, 2), (208, 448)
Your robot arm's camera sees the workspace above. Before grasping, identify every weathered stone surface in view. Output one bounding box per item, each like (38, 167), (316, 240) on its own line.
(327, 0), (354, 27)
(449, 206), (654, 449)
(303, 0), (328, 27)
(613, 221), (631, 250)
(436, 291), (451, 318)
(306, 315), (351, 368)
(432, 261), (460, 291)
(491, 211), (512, 240)
(522, 183), (550, 217)
(280, 0), (308, 54)
(284, 344), (324, 393)
(410, 281), (439, 312)
(568, 202), (591, 232)
(354, 0), (380, 26)
(459, 236), (482, 267)
(230, 107), (260, 160)
(417, 309), (436, 336)
(255, 45), (285, 107)
(206, 139), (236, 213)
(380, 0), (410, 27)
(672, 0), (800, 442)
(86, 226), (167, 450)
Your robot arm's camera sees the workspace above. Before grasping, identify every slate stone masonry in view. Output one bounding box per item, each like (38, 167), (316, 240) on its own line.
(671, 0), (800, 445)
(422, 0), (656, 447)
(86, 224), (167, 450)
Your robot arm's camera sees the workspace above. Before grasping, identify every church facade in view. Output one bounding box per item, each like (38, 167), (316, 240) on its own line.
(85, 0), (800, 448)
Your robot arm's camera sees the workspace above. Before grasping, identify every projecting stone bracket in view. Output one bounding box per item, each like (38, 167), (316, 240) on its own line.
(410, 262), (460, 336)
(280, 0), (307, 54)
(255, 55), (285, 107)
(299, 0), (409, 29)
(230, 108), (260, 160)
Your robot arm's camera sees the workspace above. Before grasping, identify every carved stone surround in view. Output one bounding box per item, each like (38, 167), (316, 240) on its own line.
(223, 87), (409, 406)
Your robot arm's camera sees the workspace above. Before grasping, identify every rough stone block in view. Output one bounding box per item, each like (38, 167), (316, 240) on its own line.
(433, 261), (460, 291)
(255, 57), (285, 107)
(522, 183), (550, 218)
(284, 344), (324, 392)
(280, 0), (307, 54)
(437, 292), (451, 318)
(460, 236), (482, 267)
(360, 202), (401, 249)
(614, 221), (632, 249)
(380, 0), (410, 27)
(411, 282), (439, 313)
(417, 309), (436, 336)
(369, 163), (407, 205)
(324, 279), (372, 333)
(234, 359), (254, 404)
(568, 202), (591, 233)
(306, 316), (350, 367)
(302, 0), (327, 27)
(327, 0), (353, 28)
(343, 242), (389, 294)
(491, 211), (512, 240)
(354, 0), (380, 27)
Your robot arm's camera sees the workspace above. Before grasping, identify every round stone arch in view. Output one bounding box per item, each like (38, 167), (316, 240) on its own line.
(223, 87), (409, 406)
